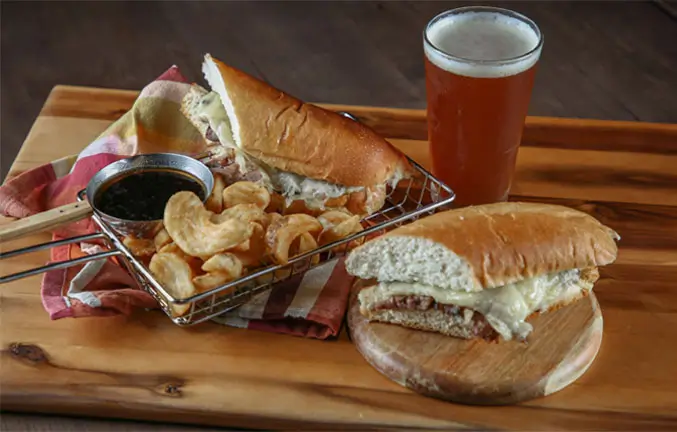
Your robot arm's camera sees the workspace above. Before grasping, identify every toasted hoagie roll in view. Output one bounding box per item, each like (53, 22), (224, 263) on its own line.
(181, 54), (415, 217)
(345, 202), (620, 342)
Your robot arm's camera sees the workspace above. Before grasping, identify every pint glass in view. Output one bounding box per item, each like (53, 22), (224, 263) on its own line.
(423, 7), (543, 207)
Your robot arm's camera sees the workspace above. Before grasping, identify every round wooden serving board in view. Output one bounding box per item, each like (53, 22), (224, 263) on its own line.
(347, 281), (604, 406)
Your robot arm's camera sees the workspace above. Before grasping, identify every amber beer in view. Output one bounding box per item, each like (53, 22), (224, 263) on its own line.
(424, 7), (543, 207)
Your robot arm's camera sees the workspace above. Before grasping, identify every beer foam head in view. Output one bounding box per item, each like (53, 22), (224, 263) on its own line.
(424, 9), (542, 79)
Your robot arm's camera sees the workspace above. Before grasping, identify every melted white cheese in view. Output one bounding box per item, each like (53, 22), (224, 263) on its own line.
(387, 164), (408, 189)
(197, 91), (237, 148)
(270, 170), (363, 209)
(360, 269), (591, 341)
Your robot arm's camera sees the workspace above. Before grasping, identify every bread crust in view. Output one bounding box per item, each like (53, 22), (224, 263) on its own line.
(204, 54), (413, 187)
(351, 202), (619, 290)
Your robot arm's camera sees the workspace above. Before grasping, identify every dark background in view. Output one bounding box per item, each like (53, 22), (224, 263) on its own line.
(2, 1), (677, 181)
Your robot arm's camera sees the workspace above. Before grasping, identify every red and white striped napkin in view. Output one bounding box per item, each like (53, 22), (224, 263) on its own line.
(0, 66), (354, 339)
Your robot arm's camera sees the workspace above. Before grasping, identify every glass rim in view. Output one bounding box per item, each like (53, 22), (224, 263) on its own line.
(423, 6), (544, 66)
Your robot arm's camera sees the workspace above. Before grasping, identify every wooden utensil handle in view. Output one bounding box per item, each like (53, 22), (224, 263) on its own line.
(0, 201), (94, 243)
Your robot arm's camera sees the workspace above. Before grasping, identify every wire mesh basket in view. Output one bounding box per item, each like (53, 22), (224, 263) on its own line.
(76, 156), (455, 326)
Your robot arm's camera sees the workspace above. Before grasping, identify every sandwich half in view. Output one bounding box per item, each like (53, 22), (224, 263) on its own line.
(345, 202), (620, 342)
(181, 54), (414, 216)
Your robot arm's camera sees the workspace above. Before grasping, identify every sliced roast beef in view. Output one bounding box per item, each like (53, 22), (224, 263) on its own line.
(373, 294), (462, 313)
(372, 294), (497, 339)
(205, 126), (220, 143)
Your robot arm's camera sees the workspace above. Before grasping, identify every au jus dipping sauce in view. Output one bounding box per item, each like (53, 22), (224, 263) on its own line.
(95, 169), (206, 221)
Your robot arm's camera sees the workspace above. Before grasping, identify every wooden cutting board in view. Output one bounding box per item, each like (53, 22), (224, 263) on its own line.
(2, 85), (677, 430)
(347, 281), (604, 405)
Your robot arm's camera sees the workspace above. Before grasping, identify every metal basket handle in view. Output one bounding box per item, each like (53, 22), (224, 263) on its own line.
(0, 232), (121, 284)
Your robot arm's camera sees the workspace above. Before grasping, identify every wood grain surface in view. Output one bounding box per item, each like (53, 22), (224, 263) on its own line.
(347, 281), (604, 406)
(0, 201), (93, 243)
(1, 86), (677, 430)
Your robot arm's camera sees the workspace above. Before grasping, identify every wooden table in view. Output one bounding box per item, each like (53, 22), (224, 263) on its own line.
(2, 85), (677, 430)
